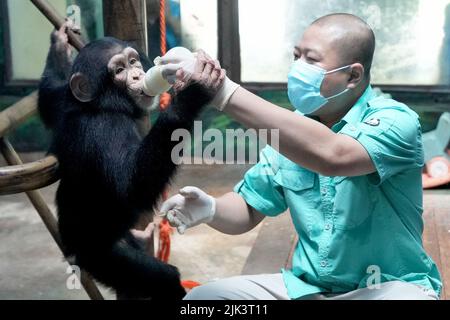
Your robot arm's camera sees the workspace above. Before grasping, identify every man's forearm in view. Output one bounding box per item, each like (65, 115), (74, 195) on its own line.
(225, 88), (338, 174)
(208, 192), (265, 235)
(225, 87), (374, 176)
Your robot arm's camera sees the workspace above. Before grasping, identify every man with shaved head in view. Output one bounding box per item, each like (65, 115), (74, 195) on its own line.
(160, 13), (442, 300)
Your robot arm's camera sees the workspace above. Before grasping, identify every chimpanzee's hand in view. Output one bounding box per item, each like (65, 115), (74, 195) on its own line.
(50, 18), (80, 60)
(173, 50), (226, 98)
(130, 222), (155, 256)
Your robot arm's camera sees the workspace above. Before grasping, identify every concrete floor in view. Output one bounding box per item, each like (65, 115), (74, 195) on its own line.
(0, 153), (260, 299)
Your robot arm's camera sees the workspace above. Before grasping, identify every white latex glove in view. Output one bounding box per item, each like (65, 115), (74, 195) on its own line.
(210, 76), (240, 111)
(159, 186), (216, 234)
(143, 47), (197, 96)
(158, 47), (196, 84)
(160, 49), (240, 111)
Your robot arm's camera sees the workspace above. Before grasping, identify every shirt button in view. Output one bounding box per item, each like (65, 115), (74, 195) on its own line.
(349, 126), (356, 131)
(321, 188), (327, 195)
(324, 224), (331, 231)
(320, 260), (327, 267)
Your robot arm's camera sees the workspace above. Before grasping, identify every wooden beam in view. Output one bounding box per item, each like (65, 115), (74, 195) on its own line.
(1, 0), (86, 139)
(30, 0), (85, 51)
(0, 91), (38, 138)
(1, 0), (86, 138)
(0, 154), (59, 195)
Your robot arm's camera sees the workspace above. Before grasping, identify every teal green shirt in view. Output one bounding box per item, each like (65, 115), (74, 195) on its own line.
(233, 86), (442, 299)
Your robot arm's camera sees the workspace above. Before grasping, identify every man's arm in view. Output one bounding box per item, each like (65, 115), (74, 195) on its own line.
(160, 187), (266, 235)
(225, 87), (375, 177)
(159, 50), (374, 177)
(208, 192), (265, 235)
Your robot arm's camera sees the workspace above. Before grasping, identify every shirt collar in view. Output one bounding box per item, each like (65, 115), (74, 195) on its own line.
(331, 85), (375, 132)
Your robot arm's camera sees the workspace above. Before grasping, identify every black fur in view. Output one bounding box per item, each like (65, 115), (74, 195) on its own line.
(38, 36), (212, 299)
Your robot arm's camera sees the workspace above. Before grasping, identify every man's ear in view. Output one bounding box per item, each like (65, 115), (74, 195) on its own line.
(69, 72), (95, 102)
(347, 63), (364, 89)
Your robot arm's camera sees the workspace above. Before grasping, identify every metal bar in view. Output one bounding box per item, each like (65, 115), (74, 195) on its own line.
(29, 0), (85, 50)
(0, 138), (103, 300)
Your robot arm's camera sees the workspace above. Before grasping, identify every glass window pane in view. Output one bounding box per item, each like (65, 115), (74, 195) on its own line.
(180, 0), (217, 58)
(239, 0), (450, 86)
(5, 0), (103, 82)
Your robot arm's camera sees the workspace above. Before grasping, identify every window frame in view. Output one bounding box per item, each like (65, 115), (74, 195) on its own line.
(217, 0), (450, 96)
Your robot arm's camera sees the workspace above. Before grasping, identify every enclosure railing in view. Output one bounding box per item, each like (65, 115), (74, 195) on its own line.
(0, 0), (103, 300)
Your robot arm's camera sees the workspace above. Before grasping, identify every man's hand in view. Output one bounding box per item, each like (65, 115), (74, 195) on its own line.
(172, 50), (225, 96)
(159, 186), (216, 234)
(158, 47), (197, 85)
(160, 49), (239, 110)
(173, 51), (240, 111)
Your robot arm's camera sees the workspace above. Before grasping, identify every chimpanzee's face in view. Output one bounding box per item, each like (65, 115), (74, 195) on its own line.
(107, 47), (154, 109)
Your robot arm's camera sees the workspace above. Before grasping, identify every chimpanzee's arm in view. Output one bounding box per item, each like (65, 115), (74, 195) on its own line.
(38, 29), (74, 128)
(42, 30), (73, 86)
(79, 84), (212, 214)
(130, 84), (214, 211)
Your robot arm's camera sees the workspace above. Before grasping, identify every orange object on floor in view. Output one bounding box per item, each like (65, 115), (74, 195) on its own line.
(181, 280), (201, 290)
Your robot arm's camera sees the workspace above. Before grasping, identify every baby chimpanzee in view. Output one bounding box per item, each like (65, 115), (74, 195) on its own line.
(38, 24), (218, 299)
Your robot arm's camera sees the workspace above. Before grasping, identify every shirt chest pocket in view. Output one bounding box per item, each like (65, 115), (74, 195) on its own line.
(273, 162), (316, 193)
(332, 176), (374, 230)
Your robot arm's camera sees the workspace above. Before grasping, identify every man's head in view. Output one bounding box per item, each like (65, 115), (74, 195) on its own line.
(292, 13), (375, 118)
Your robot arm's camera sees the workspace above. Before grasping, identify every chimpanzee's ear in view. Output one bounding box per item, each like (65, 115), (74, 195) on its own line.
(69, 72), (95, 102)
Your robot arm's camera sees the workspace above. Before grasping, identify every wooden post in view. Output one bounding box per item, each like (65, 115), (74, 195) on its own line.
(103, 0), (148, 54)
(218, 0), (241, 83)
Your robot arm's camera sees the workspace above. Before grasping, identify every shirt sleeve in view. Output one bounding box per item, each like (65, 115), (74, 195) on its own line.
(339, 104), (424, 186)
(233, 146), (287, 216)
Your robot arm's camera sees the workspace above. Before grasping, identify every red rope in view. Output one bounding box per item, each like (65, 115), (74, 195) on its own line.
(159, 0), (167, 56)
(157, 219), (172, 262)
(156, 188), (201, 290)
(159, 0), (171, 110)
(156, 0), (171, 259)
(157, 188), (171, 262)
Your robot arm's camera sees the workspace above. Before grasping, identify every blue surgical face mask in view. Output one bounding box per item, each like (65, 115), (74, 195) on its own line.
(287, 59), (351, 114)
